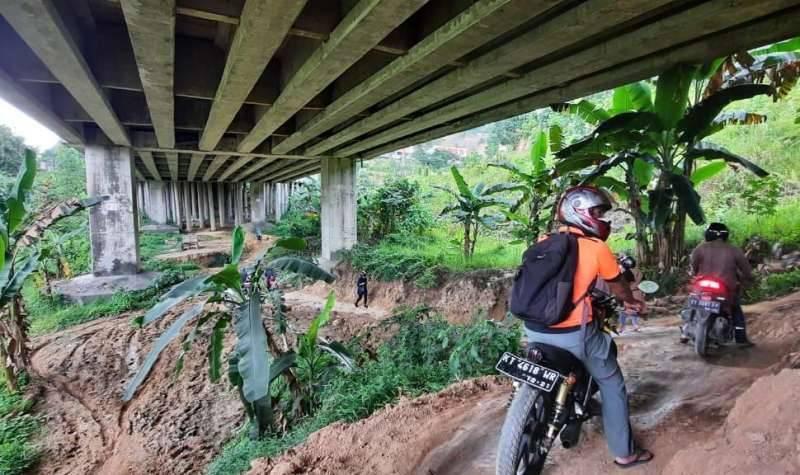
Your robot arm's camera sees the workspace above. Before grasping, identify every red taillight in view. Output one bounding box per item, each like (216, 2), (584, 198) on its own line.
(697, 279), (721, 290)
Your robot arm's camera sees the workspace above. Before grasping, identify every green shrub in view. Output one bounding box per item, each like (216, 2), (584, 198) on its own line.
(208, 307), (519, 475)
(0, 376), (39, 475)
(744, 269), (800, 304)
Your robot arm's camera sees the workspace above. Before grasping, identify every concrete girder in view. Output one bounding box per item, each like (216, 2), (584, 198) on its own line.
(236, 0), (430, 153)
(278, 164), (321, 183)
(231, 157), (279, 182)
(0, 67), (83, 144)
(306, 0), (680, 156)
(137, 151), (161, 180)
(203, 155), (230, 182)
(362, 5), (800, 160)
(120, 0), (176, 149)
(268, 160), (320, 183)
(199, 0), (307, 152)
(344, 0), (800, 157)
(187, 153), (204, 181)
(216, 156), (255, 182)
(246, 159), (294, 183)
(271, 0), (559, 155)
(0, 0), (130, 146)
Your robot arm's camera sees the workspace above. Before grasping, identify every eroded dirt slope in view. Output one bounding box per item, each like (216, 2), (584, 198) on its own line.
(247, 290), (800, 475)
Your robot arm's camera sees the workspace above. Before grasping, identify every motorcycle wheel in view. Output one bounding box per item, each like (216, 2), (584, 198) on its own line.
(694, 317), (708, 357)
(496, 384), (548, 475)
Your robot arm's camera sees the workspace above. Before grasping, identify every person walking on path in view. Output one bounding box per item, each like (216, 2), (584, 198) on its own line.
(618, 254), (645, 333)
(355, 271), (368, 308)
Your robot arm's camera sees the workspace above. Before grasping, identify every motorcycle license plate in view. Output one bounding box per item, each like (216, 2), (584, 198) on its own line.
(688, 297), (721, 313)
(495, 352), (561, 392)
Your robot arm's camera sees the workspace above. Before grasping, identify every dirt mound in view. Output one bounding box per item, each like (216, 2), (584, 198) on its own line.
(308, 262), (514, 324)
(246, 377), (510, 475)
(664, 369), (800, 475)
(31, 306), (242, 475)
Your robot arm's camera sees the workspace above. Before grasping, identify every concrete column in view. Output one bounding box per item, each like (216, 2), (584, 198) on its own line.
(171, 182), (181, 228)
(198, 183), (206, 228)
(181, 182), (191, 230)
(233, 183), (243, 227)
(216, 182), (225, 228)
(250, 182), (266, 226)
(85, 145), (140, 276)
(207, 183), (216, 231)
(320, 157), (357, 268)
(145, 180), (168, 224)
(189, 182), (198, 227)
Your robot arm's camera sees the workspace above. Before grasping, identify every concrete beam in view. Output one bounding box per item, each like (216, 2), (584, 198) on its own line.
(132, 145), (320, 161)
(199, 0), (307, 151)
(343, 0), (800, 157)
(0, 0), (130, 145)
(306, 0), (678, 156)
(120, 0), (176, 148)
(216, 156), (255, 182)
(203, 155), (230, 181)
(231, 157), (279, 182)
(277, 163), (321, 183)
(248, 158), (302, 183)
(237, 0), (429, 153)
(272, 0), (553, 154)
(134, 167), (145, 181)
(267, 160), (320, 183)
(187, 153), (204, 181)
(137, 150), (161, 180)
(362, 6), (800, 160)
(0, 67), (83, 143)
(166, 152), (179, 181)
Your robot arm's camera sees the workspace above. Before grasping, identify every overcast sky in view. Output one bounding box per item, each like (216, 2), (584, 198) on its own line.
(0, 97), (61, 151)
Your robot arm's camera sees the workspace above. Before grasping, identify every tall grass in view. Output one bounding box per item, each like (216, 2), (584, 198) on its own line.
(0, 374), (39, 475)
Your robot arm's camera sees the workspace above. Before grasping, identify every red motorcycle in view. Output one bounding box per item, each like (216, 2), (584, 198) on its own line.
(679, 276), (734, 357)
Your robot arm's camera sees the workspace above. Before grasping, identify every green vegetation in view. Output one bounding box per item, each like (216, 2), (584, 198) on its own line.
(744, 269), (800, 304)
(208, 306), (519, 475)
(0, 374), (39, 475)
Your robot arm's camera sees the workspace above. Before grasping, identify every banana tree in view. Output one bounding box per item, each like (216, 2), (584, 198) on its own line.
(489, 127), (565, 244)
(0, 150), (104, 390)
(122, 227), (337, 437)
(438, 166), (517, 257)
(555, 64), (771, 269)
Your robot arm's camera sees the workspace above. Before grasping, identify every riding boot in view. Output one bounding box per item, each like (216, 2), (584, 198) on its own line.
(734, 327), (754, 347)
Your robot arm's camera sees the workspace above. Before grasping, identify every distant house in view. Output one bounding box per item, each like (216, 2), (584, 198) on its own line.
(434, 145), (469, 158)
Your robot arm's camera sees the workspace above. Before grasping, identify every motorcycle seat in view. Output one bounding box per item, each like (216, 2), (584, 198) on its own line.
(527, 342), (583, 374)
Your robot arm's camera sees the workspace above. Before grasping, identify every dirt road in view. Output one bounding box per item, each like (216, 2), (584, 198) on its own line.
(253, 291), (800, 474)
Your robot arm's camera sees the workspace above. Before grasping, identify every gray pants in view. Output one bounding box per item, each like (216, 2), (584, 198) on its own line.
(524, 325), (634, 458)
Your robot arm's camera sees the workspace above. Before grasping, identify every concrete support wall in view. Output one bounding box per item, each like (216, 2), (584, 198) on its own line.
(145, 180), (168, 224)
(320, 157), (356, 267)
(85, 145), (140, 276)
(217, 183), (226, 228)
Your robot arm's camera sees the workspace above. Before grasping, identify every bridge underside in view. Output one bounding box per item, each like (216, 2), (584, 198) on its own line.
(1, 0), (798, 273)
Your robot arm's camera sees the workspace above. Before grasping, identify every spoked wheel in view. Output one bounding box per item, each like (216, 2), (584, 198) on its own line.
(496, 385), (549, 475)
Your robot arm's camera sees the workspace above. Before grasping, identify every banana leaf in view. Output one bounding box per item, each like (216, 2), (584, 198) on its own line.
(123, 303), (205, 401)
(685, 143), (768, 177)
(0, 250), (39, 306)
(234, 289), (270, 403)
(669, 173), (705, 225)
(134, 275), (207, 327)
(690, 161), (727, 185)
(611, 82), (652, 113)
(267, 257), (334, 283)
(550, 100), (610, 124)
(450, 166), (472, 199)
(306, 292), (335, 347)
(208, 316), (228, 382)
(679, 84), (773, 144)
(18, 196), (106, 247)
(654, 64), (696, 129)
(230, 226), (245, 265)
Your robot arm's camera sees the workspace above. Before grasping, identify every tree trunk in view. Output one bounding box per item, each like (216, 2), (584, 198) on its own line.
(0, 297), (29, 392)
(463, 219), (472, 258)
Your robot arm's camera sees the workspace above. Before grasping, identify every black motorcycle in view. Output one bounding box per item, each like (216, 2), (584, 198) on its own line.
(679, 276), (734, 357)
(494, 289), (617, 475)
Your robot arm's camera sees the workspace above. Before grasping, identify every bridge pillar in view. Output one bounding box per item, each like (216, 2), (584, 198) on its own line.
(85, 145), (140, 276)
(320, 157), (356, 269)
(250, 182), (267, 227)
(145, 180), (168, 224)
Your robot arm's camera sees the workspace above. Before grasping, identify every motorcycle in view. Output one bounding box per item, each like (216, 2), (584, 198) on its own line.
(494, 281), (656, 475)
(679, 276), (734, 357)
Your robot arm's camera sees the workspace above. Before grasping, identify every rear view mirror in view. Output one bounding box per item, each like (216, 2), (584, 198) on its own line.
(638, 280), (659, 294)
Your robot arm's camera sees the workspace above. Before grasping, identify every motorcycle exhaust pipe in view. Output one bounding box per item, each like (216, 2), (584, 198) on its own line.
(546, 374), (577, 442)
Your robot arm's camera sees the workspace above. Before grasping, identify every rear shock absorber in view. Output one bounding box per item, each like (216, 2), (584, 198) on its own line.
(543, 373), (576, 449)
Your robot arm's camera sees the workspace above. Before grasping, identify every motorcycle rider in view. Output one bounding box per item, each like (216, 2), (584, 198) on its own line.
(524, 186), (652, 468)
(690, 222), (754, 347)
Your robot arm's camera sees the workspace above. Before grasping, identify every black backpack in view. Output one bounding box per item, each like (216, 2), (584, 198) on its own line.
(509, 233), (579, 327)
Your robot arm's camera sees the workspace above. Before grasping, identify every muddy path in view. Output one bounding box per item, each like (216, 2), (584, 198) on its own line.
(255, 291), (800, 474)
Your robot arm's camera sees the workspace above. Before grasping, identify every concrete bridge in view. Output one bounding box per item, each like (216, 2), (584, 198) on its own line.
(1, 0), (798, 275)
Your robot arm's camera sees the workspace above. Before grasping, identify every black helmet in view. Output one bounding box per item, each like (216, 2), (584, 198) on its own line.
(705, 222), (729, 242)
(618, 254), (636, 270)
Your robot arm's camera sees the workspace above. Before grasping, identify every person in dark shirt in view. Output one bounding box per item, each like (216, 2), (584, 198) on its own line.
(690, 222), (754, 346)
(355, 272), (368, 308)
